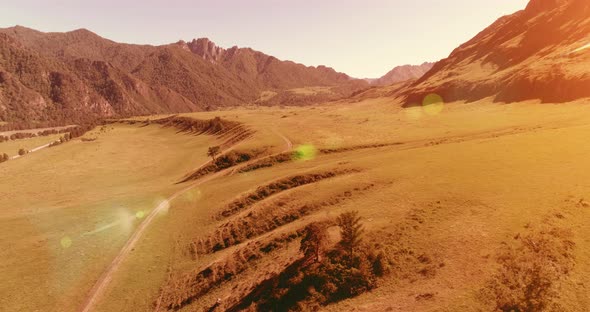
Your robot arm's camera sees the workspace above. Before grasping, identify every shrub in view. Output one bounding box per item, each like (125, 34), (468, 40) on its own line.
(0, 153), (8, 162)
(18, 148), (26, 156)
(483, 227), (575, 312)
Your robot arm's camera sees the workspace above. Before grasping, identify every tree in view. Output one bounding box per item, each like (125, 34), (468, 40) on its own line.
(300, 223), (328, 263)
(337, 211), (364, 263)
(18, 148), (26, 156)
(0, 153), (8, 162)
(207, 146), (221, 161)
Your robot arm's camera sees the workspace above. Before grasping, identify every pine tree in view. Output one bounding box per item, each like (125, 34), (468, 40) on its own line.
(337, 211), (364, 263)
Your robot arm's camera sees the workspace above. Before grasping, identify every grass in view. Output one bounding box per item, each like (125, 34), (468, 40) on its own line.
(0, 134), (63, 157)
(288, 86), (334, 95)
(0, 123), (218, 312)
(7, 97), (590, 311)
(256, 90), (278, 102)
(157, 98), (590, 311)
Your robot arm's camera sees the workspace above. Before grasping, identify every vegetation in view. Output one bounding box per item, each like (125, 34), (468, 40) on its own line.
(207, 146), (221, 161)
(230, 214), (389, 311)
(0, 153), (9, 162)
(181, 150), (254, 182)
(300, 223), (328, 263)
(337, 211), (365, 262)
(49, 133), (72, 147)
(18, 148), (27, 156)
(218, 169), (359, 219)
(482, 227), (576, 312)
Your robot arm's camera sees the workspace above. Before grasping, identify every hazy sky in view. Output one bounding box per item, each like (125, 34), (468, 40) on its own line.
(1, 0), (529, 78)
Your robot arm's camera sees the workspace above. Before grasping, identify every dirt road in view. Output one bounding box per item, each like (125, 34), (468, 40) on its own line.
(79, 130), (292, 312)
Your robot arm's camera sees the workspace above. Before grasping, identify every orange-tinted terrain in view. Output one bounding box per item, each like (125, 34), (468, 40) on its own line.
(1, 0), (590, 311)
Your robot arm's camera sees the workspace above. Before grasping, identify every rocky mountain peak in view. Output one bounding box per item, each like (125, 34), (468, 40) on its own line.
(186, 38), (225, 63)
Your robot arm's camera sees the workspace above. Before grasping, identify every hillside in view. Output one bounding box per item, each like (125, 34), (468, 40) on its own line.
(0, 26), (367, 123)
(401, 0), (590, 105)
(368, 62), (434, 86)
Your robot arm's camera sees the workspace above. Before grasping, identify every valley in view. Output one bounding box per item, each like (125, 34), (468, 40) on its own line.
(2, 0), (590, 311)
(3, 95), (590, 311)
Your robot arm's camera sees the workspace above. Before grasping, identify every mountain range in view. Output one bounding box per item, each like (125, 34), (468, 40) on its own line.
(366, 62), (434, 86)
(0, 26), (369, 124)
(2, 0), (589, 124)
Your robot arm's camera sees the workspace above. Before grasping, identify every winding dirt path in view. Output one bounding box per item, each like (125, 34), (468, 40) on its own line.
(79, 130), (292, 312)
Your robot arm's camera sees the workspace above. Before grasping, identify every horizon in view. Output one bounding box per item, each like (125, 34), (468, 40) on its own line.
(1, 0), (528, 78)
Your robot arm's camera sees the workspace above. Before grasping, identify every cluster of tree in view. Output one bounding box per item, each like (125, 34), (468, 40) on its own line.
(0, 127), (78, 144)
(0, 153), (9, 163)
(49, 133), (72, 147)
(242, 211), (391, 310)
(67, 123), (96, 140)
(9, 132), (36, 140)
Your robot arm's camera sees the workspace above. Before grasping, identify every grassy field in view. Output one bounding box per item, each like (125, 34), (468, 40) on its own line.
(0, 134), (63, 156)
(6, 97), (590, 311)
(90, 97), (590, 311)
(0, 123), (218, 312)
(288, 86), (333, 95)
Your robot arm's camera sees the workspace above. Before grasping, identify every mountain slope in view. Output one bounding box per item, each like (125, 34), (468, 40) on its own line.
(368, 62), (434, 86)
(0, 27), (367, 123)
(401, 0), (590, 105)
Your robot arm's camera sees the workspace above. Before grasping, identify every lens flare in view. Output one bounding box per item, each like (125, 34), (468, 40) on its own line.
(571, 43), (590, 54)
(422, 93), (444, 116)
(292, 144), (317, 161)
(60, 236), (72, 249)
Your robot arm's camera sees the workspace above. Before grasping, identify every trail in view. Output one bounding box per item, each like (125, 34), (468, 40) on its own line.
(79, 130), (292, 312)
(9, 142), (51, 160)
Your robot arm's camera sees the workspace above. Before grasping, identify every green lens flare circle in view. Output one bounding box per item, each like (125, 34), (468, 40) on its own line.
(422, 93), (444, 115)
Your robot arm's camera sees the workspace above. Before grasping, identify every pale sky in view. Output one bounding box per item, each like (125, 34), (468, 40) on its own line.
(1, 0), (529, 78)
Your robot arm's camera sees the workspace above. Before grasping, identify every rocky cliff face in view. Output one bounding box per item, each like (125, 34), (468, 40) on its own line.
(186, 38), (226, 63)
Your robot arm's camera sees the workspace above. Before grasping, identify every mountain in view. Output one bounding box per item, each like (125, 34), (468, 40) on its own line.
(401, 0), (590, 105)
(0, 26), (367, 124)
(368, 62), (434, 86)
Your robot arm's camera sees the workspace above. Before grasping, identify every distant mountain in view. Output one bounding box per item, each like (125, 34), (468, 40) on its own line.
(0, 26), (367, 123)
(401, 0), (590, 105)
(367, 62), (434, 86)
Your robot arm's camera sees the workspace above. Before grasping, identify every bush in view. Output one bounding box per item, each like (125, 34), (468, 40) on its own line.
(18, 148), (26, 156)
(0, 153), (8, 162)
(483, 227), (575, 312)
